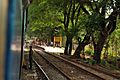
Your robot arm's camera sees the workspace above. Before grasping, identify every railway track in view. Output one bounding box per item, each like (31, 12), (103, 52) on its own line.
(60, 55), (120, 79)
(33, 45), (120, 80)
(34, 49), (106, 80)
(49, 53), (120, 80)
(33, 50), (69, 80)
(33, 59), (50, 80)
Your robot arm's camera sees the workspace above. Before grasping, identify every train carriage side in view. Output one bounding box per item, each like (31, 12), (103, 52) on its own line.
(0, 0), (30, 80)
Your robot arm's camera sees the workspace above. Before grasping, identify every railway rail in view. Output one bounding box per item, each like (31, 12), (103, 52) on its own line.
(33, 59), (50, 80)
(33, 45), (120, 80)
(49, 53), (120, 80)
(34, 49), (106, 80)
(60, 55), (120, 79)
(33, 50), (69, 80)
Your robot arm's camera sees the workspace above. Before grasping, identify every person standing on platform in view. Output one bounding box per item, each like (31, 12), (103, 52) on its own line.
(29, 41), (33, 70)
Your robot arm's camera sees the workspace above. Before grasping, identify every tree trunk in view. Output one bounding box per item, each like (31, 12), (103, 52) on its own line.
(93, 33), (107, 64)
(73, 44), (81, 58)
(94, 46), (102, 64)
(64, 36), (73, 55)
(73, 34), (91, 58)
(103, 41), (109, 59)
(73, 43), (84, 58)
(64, 38), (69, 55)
(69, 39), (72, 55)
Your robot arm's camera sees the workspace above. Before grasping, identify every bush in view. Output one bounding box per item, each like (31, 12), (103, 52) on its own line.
(101, 59), (107, 66)
(85, 50), (94, 55)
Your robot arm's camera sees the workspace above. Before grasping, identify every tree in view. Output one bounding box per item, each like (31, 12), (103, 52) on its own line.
(72, 0), (120, 63)
(46, 0), (88, 55)
(63, 0), (81, 55)
(27, 0), (63, 41)
(109, 19), (120, 57)
(84, 0), (120, 64)
(73, 32), (91, 58)
(62, 0), (91, 55)
(28, 0), (120, 64)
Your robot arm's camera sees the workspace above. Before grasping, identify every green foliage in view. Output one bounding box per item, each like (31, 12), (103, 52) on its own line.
(27, 0), (120, 64)
(100, 59), (107, 66)
(72, 14), (89, 41)
(85, 50), (94, 55)
(85, 58), (96, 65)
(28, 0), (62, 26)
(27, 0), (64, 40)
(108, 18), (120, 57)
(85, 13), (105, 32)
(27, 26), (53, 40)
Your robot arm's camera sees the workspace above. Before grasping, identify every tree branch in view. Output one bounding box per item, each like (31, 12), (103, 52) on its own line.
(66, 1), (72, 29)
(71, 0), (75, 26)
(91, 33), (97, 46)
(75, 4), (81, 26)
(57, 19), (64, 23)
(63, 1), (67, 28)
(106, 10), (118, 34)
(81, 5), (89, 15)
(82, 33), (91, 46)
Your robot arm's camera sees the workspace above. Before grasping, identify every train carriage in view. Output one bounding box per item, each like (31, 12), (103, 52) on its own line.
(0, 0), (30, 80)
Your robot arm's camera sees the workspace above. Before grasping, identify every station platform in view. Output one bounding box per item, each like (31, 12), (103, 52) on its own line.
(21, 54), (39, 80)
(38, 45), (75, 55)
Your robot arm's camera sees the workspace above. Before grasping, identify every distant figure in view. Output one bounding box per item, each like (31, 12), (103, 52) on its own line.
(29, 45), (33, 69)
(50, 42), (53, 46)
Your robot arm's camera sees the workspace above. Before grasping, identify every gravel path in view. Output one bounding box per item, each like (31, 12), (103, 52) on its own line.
(21, 54), (40, 80)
